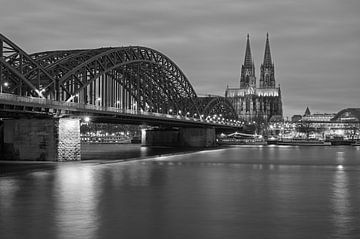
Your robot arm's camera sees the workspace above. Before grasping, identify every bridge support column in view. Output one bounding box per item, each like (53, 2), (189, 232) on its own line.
(1, 118), (81, 161)
(179, 127), (216, 147)
(141, 127), (216, 148)
(141, 128), (179, 147)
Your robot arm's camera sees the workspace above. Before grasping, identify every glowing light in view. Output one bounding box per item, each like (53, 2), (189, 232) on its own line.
(4, 82), (9, 87)
(335, 130), (344, 135)
(337, 165), (344, 170)
(84, 116), (90, 122)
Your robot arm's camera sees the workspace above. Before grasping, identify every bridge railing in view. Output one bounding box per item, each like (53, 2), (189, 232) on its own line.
(0, 93), (242, 127)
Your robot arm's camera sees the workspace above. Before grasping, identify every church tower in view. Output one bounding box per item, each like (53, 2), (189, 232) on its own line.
(240, 34), (256, 88)
(226, 33), (283, 123)
(260, 33), (275, 88)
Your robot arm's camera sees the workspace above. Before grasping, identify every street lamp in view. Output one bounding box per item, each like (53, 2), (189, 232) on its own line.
(1, 82), (9, 93)
(96, 97), (101, 106)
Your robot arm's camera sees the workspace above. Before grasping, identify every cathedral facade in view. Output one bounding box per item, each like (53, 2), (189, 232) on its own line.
(225, 34), (283, 122)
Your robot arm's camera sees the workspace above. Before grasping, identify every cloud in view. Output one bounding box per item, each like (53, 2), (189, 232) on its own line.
(1, 0), (359, 118)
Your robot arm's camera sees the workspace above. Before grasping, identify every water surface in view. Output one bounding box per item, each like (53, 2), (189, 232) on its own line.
(1, 145), (360, 239)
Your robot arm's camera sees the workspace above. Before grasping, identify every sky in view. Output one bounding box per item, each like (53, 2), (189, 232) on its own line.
(1, 0), (359, 118)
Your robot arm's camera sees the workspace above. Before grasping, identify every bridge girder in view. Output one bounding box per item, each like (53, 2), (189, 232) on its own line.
(1, 34), (238, 120)
(196, 96), (238, 120)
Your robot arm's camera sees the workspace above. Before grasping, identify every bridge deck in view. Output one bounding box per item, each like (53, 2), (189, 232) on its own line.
(0, 93), (241, 129)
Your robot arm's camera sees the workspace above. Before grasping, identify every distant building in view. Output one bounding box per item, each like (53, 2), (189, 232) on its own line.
(225, 34), (283, 122)
(304, 107), (311, 117)
(291, 115), (302, 122)
(332, 108), (360, 122)
(301, 107), (335, 122)
(294, 107), (360, 140)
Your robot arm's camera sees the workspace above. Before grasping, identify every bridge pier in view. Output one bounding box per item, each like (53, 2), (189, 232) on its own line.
(142, 127), (216, 148)
(0, 118), (81, 161)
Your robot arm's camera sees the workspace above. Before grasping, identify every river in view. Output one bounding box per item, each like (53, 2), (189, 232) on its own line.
(1, 145), (360, 239)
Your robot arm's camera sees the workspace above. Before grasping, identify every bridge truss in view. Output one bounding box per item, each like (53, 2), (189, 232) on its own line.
(0, 34), (237, 121)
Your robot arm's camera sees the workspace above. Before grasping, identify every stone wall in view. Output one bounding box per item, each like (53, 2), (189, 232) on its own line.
(57, 118), (81, 161)
(1, 118), (80, 161)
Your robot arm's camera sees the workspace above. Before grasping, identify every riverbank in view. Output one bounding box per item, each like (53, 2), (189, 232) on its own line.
(0, 144), (229, 176)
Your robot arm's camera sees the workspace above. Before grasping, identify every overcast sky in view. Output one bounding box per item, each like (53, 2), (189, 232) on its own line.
(1, 0), (359, 117)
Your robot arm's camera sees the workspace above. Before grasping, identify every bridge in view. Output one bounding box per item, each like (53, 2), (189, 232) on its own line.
(0, 34), (241, 161)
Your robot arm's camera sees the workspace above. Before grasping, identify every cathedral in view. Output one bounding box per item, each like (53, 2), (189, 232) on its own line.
(225, 34), (283, 122)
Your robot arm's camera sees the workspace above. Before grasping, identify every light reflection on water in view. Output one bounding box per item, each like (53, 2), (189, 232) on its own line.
(332, 168), (351, 238)
(1, 146), (360, 238)
(54, 165), (99, 239)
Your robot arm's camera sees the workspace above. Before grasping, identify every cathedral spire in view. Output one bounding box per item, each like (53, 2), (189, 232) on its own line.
(244, 34), (253, 67)
(240, 34), (256, 88)
(260, 33), (275, 88)
(263, 32), (272, 66)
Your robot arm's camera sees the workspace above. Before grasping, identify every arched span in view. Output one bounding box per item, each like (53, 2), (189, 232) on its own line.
(1, 34), (238, 120)
(1, 34), (200, 115)
(197, 96), (238, 120)
(27, 47), (198, 114)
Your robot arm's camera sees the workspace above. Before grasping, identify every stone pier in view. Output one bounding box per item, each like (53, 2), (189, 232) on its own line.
(142, 127), (216, 148)
(1, 118), (80, 161)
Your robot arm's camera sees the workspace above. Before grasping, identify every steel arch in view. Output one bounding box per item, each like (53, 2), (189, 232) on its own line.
(1, 34), (239, 120)
(197, 96), (238, 120)
(37, 47), (199, 114)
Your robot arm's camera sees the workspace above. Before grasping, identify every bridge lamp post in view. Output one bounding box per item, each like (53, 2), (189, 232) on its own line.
(169, 109), (173, 114)
(1, 81), (9, 93)
(96, 97), (101, 107)
(84, 116), (91, 123)
(73, 93), (79, 103)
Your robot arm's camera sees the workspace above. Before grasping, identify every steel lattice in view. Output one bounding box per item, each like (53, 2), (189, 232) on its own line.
(0, 34), (238, 120)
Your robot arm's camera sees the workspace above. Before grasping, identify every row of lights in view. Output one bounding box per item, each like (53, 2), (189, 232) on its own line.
(78, 99), (242, 126)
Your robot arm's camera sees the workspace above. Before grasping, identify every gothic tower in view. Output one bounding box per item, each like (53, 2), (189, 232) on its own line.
(226, 33), (283, 123)
(260, 33), (275, 88)
(240, 34), (256, 88)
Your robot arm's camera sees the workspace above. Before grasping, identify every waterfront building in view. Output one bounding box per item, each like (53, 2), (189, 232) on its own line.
(225, 34), (283, 122)
(292, 107), (360, 140)
(301, 107), (335, 122)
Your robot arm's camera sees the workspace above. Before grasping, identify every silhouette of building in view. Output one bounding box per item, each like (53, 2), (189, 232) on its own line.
(304, 107), (311, 117)
(225, 34), (283, 122)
